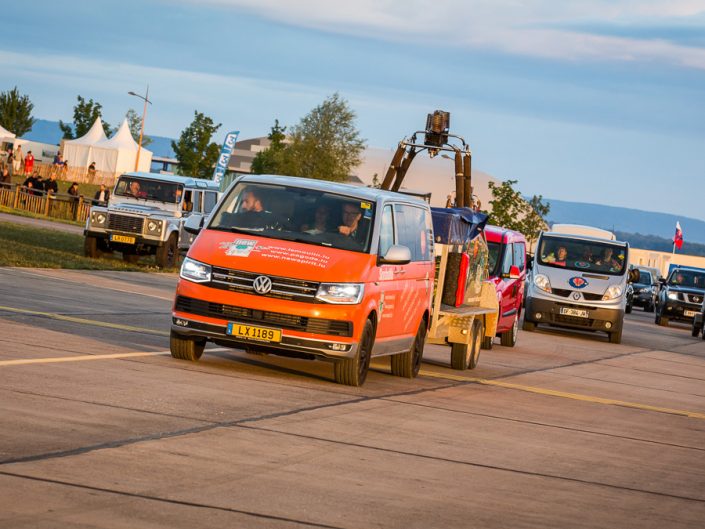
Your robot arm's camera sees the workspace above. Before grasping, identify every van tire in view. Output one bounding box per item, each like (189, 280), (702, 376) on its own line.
(500, 315), (519, 347)
(84, 236), (102, 258)
(391, 319), (426, 378)
(156, 234), (179, 269)
(335, 319), (373, 386)
(170, 331), (205, 361)
(522, 319), (536, 332)
(608, 327), (622, 344)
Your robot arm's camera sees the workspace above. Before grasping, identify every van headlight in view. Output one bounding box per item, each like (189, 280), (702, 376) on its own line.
(602, 285), (623, 301)
(180, 257), (211, 283)
(147, 219), (163, 235)
(90, 211), (106, 227)
(533, 274), (551, 293)
(316, 283), (364, 304)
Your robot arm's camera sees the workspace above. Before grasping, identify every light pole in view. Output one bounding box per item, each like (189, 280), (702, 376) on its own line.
(128, 86), (152, 171)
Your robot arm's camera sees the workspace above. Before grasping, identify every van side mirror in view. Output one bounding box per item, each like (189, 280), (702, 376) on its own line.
(628, 268), (640, 283)
(508, 265), (521, 280)
(184, 215), (204, 235)
(379, 245), (411, 265)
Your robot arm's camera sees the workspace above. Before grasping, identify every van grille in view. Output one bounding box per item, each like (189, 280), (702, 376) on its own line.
(174, 296), (352, 337)
(209, 267), (320, 302)
(108, 214), (144, 234)
(552, 288), (603, 301)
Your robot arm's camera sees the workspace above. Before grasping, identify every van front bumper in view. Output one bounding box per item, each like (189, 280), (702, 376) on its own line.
(171, 316), (358, 360)
(525, 296), (623, 332)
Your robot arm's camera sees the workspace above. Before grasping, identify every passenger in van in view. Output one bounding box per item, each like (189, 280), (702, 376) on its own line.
(596, 247), (620, 271)
(302, 203), (331, 235)
(338, 202), (363, 240)
(554, 246), (568, 266)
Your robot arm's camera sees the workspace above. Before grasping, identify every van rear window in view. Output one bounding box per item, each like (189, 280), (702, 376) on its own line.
(538, 236), (627, 275)
(209, 182), (375, 253)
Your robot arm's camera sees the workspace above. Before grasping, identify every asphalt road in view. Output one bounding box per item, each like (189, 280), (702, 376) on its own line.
(1, 267), (704, 528)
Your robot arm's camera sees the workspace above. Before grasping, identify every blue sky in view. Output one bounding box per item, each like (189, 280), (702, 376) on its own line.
(1, 0), (704, 219)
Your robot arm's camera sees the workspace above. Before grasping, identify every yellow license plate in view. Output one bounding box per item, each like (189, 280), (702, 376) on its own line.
(227, 323), (282, 342)
(111, 234), (136, 244)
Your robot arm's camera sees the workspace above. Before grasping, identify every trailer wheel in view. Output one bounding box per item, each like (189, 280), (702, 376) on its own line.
(468, 318), (483, 369)
(391, 319), (426, 378)
(334, 319), (373, 386)
(481, 335), (493, 350)
(170, 331), (205, 361)
(450, 318), (482, 370)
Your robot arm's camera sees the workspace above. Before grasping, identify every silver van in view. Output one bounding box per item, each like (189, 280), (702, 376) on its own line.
(523, 228), (634, 344)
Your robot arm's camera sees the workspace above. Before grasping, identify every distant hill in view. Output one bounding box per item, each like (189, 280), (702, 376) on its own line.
(545, 198), (705, 245)
(615, 231), (705, 257)
(23, 119), (176, 158)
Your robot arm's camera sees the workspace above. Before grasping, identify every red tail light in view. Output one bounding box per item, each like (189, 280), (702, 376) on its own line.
(456, 252), (470, 306)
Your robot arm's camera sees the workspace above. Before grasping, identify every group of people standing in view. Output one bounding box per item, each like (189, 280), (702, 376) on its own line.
(1, 145), (35, 183)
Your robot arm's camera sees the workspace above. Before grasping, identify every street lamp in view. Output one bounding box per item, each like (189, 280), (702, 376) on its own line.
(128, 87), (152, 171)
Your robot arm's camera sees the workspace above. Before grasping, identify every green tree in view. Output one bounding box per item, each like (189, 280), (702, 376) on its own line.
(59, 95), (112, 139)
(251, 119), (287, 174)
(277, 93), (366, 181)
(487, 179), (550, 246)
(125, 108), (152, 148)
(171, 110), (222, 178)
(0, 86), (36, 137)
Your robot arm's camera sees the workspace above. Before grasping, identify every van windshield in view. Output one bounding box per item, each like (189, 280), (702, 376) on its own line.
(114, 176), (183, 204)
(538, 235), (627, 275)
(209, 182), (376, 253)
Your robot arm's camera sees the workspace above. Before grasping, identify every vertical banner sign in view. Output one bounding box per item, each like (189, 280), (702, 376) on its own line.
(213, 130), (240, 185)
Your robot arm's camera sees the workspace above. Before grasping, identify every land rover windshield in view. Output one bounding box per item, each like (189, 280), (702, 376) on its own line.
(114, 176), (183, 204)
(538, 235), (627, 276)
(209, 182), (376, 253)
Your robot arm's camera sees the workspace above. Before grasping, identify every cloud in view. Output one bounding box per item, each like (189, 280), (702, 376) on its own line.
(180, 0), (705, 69)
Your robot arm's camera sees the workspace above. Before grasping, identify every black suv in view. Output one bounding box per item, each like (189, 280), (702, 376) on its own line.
(655, 267), (705, 327)
(628, 268), (657, 312)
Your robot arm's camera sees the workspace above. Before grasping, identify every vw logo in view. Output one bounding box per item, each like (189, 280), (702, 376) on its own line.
(253, 275), (272, 295)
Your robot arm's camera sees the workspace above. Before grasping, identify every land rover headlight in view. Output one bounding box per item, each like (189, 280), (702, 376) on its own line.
(602, 285), (623, 301)
(533, 274), (551, 293)
(147, 219), (163, 235)
(90, 211), (106, 227)
(316, 283), (364, 304)
(180, 257), (211, 283)
(667, 292), (679, 300)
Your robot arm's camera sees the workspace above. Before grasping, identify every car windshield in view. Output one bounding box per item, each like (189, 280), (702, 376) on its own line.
(487, 241), (501, 276)
(538, 236), (627, 275)
(114, 176), (183, 204)
(209, 182), (376, 253)
(668, 270), (705, 288)
(638, 271), (652, 284)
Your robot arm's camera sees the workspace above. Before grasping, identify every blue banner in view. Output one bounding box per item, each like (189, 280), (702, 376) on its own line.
(213, 130), (240, 185)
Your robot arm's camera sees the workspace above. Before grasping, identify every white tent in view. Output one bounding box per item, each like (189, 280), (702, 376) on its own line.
(0, 123), (16, 143)
(62, 118), (108, 168)
(90, 118), (152, 174)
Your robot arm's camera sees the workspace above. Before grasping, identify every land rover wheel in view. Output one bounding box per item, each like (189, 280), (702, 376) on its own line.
(391, 319), (426, 378)
(170, 331), (205, 361)
(334, 319), (373, 386)
(84, 236), (102, 258)
(500, 314), (519, 347)
(156, 234), (178, 268)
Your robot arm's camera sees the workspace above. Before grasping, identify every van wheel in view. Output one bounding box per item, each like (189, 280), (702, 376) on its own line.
(156, 234), (179, 268)
(522, 319), (536, 332)
(608, 327), (622, 344)
(170, 331), (205, 361)
(84, 236), (102, 258)
(391, 319), (426, 378)
(500, 315), (519, 347)
(334, 319), (373, 386)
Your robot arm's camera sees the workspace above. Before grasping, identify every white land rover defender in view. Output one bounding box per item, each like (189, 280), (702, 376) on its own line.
(84, 172), (220, 268)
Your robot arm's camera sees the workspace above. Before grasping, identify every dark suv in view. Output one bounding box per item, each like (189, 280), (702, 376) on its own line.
(628, 268), (657, 312)
(655, 267), (705, 327)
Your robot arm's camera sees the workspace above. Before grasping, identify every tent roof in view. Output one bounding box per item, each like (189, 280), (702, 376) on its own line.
(64, 117), (107, 145)
(95, 118), (143, 151)
(0, 123), (16, 139)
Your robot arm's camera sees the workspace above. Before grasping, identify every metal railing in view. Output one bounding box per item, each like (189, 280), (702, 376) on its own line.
(0, 182), (91, 223)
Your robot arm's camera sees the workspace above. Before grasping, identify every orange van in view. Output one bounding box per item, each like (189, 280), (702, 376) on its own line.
(170, 175), (435, 386)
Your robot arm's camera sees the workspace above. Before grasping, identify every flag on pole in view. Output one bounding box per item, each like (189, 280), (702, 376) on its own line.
(673, 221), (684, 250)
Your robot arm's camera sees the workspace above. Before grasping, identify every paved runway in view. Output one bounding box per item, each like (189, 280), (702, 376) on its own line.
(1, 267), (704, 528)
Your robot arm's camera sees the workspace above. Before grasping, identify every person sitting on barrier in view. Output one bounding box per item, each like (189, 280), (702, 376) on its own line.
(44, 173), (58, 195)
(94, 184), (110, 205)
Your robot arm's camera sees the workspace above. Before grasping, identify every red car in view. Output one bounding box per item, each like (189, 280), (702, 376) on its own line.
(485, 225), (527, 347)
